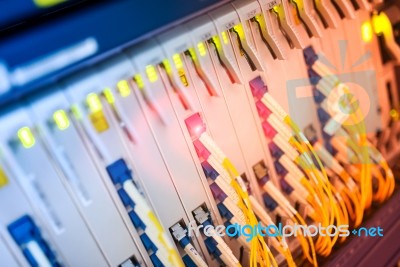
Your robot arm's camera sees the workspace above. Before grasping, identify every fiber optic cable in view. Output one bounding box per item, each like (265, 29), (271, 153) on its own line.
(250, 77), (340, 258)
(306, 50), (395, 212)
(186, 114), (278, 267)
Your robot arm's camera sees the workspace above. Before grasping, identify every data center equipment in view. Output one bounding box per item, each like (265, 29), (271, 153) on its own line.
(0, 0), (399, 266)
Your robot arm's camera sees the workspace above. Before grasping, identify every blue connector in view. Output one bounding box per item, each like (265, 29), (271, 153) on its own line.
(217, 203), (233, 221)
(268, 142), (283, 158)
(313, 87), (325, 103)
(324, 141), (337, 155)
(8, 215), (60, 267)
(118, 188), (135, 208)
(280, 179), (294, 194)
(128, 211), (146, 230)
(263, 193), (278, 211)
(179, 236), (191, 248)
(150, 254), (165, 267)
(204, 237), (223, 262)
(140, 233), (158, 254)
(106, 159), (132, 185)
(209, 183), (227, 202)
(258, 174), (270, 186)
(274, 161), (287, 176)
(317, 107), (330, 124)
(303, 46), (318, 66)
(308, 68), (322, 85)
(201, 162), (219, 180)
(182, 254), (197, 267)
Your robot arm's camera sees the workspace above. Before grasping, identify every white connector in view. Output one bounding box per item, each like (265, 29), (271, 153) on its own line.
(273, 0), (305, 48)
(313, 0), (339, 28)
(291, 0), (323, 37)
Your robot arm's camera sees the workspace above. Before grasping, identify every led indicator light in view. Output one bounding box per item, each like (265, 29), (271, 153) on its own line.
(86, 93), (109, 132)
(86, 93), (102, 113)
(221, 31), (229, 44)
(71, 105), (82, 119)
(197, 42), (207, 57)
(361, 21), (373, 43)
(104, 88), (115, 104)
(134, 74), (145, 89)
(33, 0), (65, 8)
(163, 60), (172, 74)
(173, 54), (183, 69)
(116, 80), (131, 97)
(18, 127), (36, 148)
(53, 110), (70, 130)
(146, 65), (158, 83)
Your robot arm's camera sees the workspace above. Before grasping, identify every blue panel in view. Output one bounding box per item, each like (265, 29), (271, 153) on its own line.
(0, 0), (81, 30)
(0, 0), (226, 107)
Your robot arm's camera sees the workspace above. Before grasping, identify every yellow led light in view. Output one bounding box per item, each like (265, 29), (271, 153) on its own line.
(33, 0), (65, 8)
(0, 167), (8, 188)
(117, 80), (131, 97)
(145, 65), (158, 83)
(162, 60), (172, 74)
(221, 31), (229, 44)
(53, 110), (70, 130)
(17, 127), (35, 149)
(197, 42), (207, 57)
(71, 105), (82, 119)
(361, 21), (373, 43)
(134, 74), (145, 89)
(173, 54), (183, 69)
(103, 88), (115, 104)
(86, 93), (102, 113)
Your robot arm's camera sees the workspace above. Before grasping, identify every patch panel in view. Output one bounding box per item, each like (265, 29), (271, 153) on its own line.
(0, 162), (61, 267)
(186, 15), (263, 206)
(61, 67), (200, 266)
(0, 0), (399, 266)
(0, 109), (107, 266)
(303, 44), (395, 230)
(156, 20), (291, 261)
(125, 37), (245, 263)
(27, 90), (147, 266)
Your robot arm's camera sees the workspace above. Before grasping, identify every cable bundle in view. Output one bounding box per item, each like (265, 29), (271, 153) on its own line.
(185, 113), (298, 267)
(249, 75), (346, 260)
(304, 46), (395, 225)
